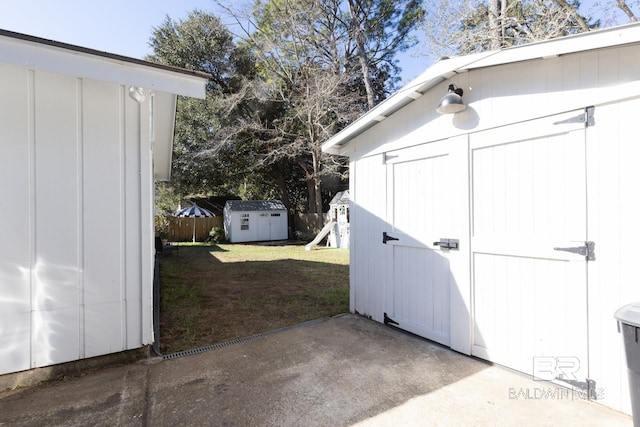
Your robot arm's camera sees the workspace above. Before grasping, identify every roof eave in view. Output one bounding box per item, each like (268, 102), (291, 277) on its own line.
(321, 51), (497, 155)
(0, 29), (209, 98)
(322, 22), (640, 155)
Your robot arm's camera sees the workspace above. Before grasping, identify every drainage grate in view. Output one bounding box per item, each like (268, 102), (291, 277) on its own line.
(162, 332), (269, 360)
(161, 317), (329, 361)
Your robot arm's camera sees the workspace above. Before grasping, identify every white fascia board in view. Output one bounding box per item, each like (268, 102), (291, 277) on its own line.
(321, 51), (497, 155)
(0, 34), (207, 99)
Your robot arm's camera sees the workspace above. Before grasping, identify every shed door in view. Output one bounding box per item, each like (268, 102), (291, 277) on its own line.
(257, 213), (271, 241)
(470, 110), (590, 389)
(383, 136), (470, 349)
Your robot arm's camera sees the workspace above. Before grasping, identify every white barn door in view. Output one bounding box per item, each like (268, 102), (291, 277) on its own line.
(383, 136), (470, 351)
(470, 110), (591, 391)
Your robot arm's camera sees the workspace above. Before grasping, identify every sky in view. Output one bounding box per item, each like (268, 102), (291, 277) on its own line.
(0, 0), (431, 83)
(0, 0), (627, 84)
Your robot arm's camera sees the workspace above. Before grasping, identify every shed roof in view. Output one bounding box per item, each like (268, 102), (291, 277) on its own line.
(322, 22), (640, 155)
(330, 190), (350, 205)
(225, 200), (287, 212)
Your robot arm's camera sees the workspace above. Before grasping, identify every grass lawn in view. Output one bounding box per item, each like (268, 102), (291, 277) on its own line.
(158, 242), (349, 354)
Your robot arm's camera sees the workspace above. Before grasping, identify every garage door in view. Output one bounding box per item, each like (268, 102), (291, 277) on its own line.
(470, 110), (591, 389)
(383, 136), (470, 350)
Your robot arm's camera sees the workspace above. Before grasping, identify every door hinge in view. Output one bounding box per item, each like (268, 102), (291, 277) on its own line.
(384, 312), (399, 326)
(553, 241), (595, 261)
(553, 106), (595, 127)
(586, 378), (599, 400)
(382, 232), (399, 244)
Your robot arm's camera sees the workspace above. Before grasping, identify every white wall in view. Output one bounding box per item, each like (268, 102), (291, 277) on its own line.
(0, 63), (154, 374)
(586, 96), (640, 415)
(346, 43), (640, 414)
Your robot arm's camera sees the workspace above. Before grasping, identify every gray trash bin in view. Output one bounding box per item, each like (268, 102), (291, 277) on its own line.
(615, 302), (640, 426)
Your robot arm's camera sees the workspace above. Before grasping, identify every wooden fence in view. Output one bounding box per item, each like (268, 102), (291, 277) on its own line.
(168, 214), (325, 242)
(169, 217), (223, 242)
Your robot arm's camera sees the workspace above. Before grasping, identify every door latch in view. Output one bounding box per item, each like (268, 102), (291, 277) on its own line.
(433, 238), (459, 250)
(382, 232), (399, 244)
(553, 241), (596, 261)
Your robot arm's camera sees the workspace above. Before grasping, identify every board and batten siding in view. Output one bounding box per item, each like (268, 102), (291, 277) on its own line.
(0, 63), (154, 374)
(345, 42), (640, 414)
(585, 96), (640, 413)
(349, 155), (388, 320)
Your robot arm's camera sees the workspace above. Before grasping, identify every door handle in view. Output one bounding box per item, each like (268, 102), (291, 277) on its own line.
(433, 238), (459, 250)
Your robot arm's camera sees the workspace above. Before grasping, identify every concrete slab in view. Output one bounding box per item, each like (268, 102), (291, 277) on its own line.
(0, 314), (632, 426)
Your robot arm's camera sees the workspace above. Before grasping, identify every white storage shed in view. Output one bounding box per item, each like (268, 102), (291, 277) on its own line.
(224, 200), (288, 243)
(323, 23), (640, 415)
(0, 30), (208, 376)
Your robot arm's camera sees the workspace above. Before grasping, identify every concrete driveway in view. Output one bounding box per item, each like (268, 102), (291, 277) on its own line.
(0, 314), (632, 426)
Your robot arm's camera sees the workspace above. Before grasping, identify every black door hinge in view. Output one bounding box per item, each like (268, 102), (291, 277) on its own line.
(382, 232), (399, 244)
(384, 312), (399, 326)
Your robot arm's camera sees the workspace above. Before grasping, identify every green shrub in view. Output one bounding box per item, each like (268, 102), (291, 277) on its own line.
(209, 226), (227, 243)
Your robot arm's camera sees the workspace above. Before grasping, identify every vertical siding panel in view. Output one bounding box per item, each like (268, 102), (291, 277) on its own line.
(139, 91), (154, 345)
(82, 79), (125, 357)
(352, 154), (386, 321)
(32, 71), (81, 367)
(588, 96), (640, 414)
(124, 87), (143, 348)
(0, 64), (32, 374)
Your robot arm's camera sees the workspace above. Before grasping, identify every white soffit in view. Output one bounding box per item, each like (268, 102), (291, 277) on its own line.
(0, 30), (208, 99)
(322, 22), (640, 155)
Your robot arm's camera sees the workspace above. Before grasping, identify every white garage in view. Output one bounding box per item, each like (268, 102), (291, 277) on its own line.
(323, 23), (640, 415)
(0, 30), (208, 376)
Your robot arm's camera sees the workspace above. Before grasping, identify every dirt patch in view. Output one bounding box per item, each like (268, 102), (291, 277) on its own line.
(158, 243), (349, 354)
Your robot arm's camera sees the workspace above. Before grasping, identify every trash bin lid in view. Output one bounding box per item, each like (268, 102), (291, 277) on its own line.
(614, 302), (640, 327)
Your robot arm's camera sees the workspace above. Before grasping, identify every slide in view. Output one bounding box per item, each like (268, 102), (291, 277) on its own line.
(305, 221), (336, 251)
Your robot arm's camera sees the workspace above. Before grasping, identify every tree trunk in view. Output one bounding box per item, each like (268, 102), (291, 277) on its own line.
(306, 176), (316, 213)
(348, 0), (376, 110)
(274, 168), (291, 212)
(616, 0), (638, 21)
(312, 150), (324, 230)
(488, 0), (502, 50)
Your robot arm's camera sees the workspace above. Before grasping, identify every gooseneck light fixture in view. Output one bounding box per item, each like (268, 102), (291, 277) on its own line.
(436, 84), (466, 114)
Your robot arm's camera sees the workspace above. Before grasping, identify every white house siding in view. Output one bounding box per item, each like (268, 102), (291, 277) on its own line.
(349, 155), (387, 319)
(0, 64), (153, 373)
(586, 96), (640, 414)
(341, 39), (640, 414)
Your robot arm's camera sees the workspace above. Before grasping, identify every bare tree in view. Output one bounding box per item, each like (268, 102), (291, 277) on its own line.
(216, 0), (361, 227)
(420, 0), (597, 57)
(614, 0), (639, 21)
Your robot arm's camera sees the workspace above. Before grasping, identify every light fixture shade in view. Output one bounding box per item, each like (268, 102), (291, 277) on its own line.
(436, 84), (466, 114)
